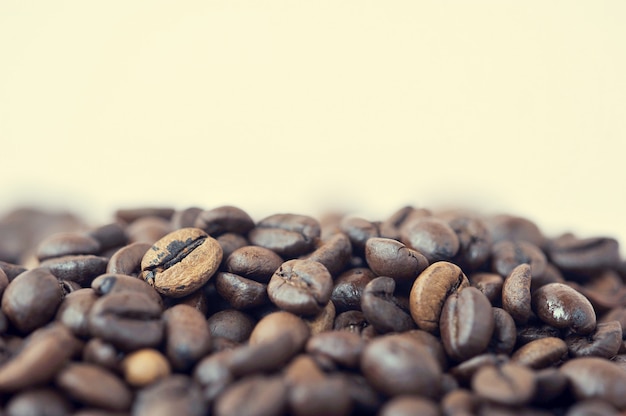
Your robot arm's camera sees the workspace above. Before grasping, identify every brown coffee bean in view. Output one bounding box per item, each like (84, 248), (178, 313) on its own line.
(0, 324), (78, 392)
(215, 272), (269, 310)
(115, 207), (175, 223)
(216, 233), (249, 265)
(5, 388), (74, 416)
(82, 338), (121, 373)
(214, 375), (287, 416)
(364, 237), (428, 282)
(207, 309), (256, 344)
(548, 234), (621, 273)
(304, 300), (336, 335)
(566, 399), (620, 416)
(491, 240), (547, 279)
(194, 205), (255, 236)
(333, 310), (370, 335)
(409, 261), (470, 333)
(249, 213), (321, 258)
(92, 272), (162, 306)
(403, 329), (449, 371)
(267, 259), (333, 316)
(489, 307), (517, 355)
(192, 349), (235, 402)
(306, 232), (352, 277)
(225, 245), (283, 283)
(87, 221), (128, 252)
(565, 320), (622, 359)
(339, 216), (380, 254)
(2, 267), (64, 334)
(288, 373), (352, 416)
(449, 353), (509, 385)
(121, 348), (171, 387)
(472, 362), (536, 406)
(132, 375), (205, 416)
(36, 232), (101, 261)
(440, 287), (495, 362)
(56, 362), (132, 411)
(141, 227), (222, 298)
(0, 261), (27, 282)
(306, 330), (365, 369)
(379, 396), (439, 416)
(401, 217), (460, 263)
(469, 272), (503, 304)
(561, 357), (626, 410)
(249, 311), (310, 352)
(532, 283), (596, 334)
(126, 216), (172, 245)
(331, 268), (375, 313)
(55, 288), (98, 337)
(486, 214), (545, 247)
(502, 263), (532, 324)
(516, 324), (563, 346)
(533, 367), (568, 405)
(361, 276), (415, 334)
(511, 337), (568, 369)
(40, 254), (109, 286)
(106, 242), (151, 276)
(170, 206), (203, 230)
(530, 262), (565, 292)
(88, 291), (163, 351)
(163, 304), (211, 371)
(441, 389), (478, 416)
(361, 333), (442, 398)
(380, 206), (432, 239)
(444, 214), (492, 272)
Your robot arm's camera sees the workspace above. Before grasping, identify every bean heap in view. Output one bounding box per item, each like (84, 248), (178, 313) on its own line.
(0, 205), (625, 416)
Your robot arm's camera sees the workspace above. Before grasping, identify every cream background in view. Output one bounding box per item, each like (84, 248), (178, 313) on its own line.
(1, 1), (625, 247)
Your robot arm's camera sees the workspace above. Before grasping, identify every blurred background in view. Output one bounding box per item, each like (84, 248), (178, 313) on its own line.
(1, 1), (625, 245)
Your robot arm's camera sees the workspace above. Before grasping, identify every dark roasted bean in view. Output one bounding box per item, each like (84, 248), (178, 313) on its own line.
(40, 254), (109, 287)
(225, 245), (283, 283)
(361, 276), (415, 334)
(339, 216), (380, 254)
(249, 213), (321, 258)
(445, 214), (492, 271)
(132, 375), (205, 416)
(548, 234), (621, 273)
(331, 267), (375, 313)
(87, 222), (128, 252)
(115, 207), (175, 223)
(126, 216), (172, 245)
(511, 337), (568, 369)
(365, 237), (428, 281)
(489, 307), (517, 354)
(91, 273), (162, 306)
(401, 217), (460, 263)
(36, 232), (101, 261)
(472, 362), (536, 406)
(306, 331), (365, 369)
(501, 263), (532, 325)
(333, 310), (369, 334)
(491, 240), (547, 278)
(533, 367), (568, 405)
(561, 357), (626, 410)
(565, 320), (622, 358)
(194, 205), (255, 237)
(215, 272), (269, 309)
(170, 207), (203, 230)
(305, 232), (352, 277)
(214, 375), (287, 416)
(532, 282), (596, 334)
(82, 338), (122, 372)
(55, 288), (98, 337)
(486, 214), (545, 247)
(106, 242), (151, 276)
(207, 309), (255, 344)
(163, 304), (211, 371)
(469, 272), (503, 304)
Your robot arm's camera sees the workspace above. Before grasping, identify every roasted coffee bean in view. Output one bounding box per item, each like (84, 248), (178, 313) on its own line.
(472, 362), (536, 406)
(115, 207), (175, 223)
(172, 288), (209, 316)
(469, 272), (503, 304)
(561, 357), (626, 410)
(565, 320), (622, 358)
(40, 254), (109, 286)
(339, 216), (380, 253)
(486, 214), (545, 247)
(87, 222), (128, 252)
(5, 388), (74, 416)
(365, 238), (428, 281)
(449, 353), (509, 385)
(502, 263), (532, 325)
(249, 213), (321, 258)
(59, 279), (81, 294)
(194, 205), (255, 237)
(121, 348), (171, 387)
(163, 304), (211, 371)
(306, 330), (365, 369)
(531, 262), (565, 292)
(82, 338), (121, 372)
(401, 217), (460, 263)
(533, 367), (568, 405)
(511, 337), (568, 369)
(132, 375), (205, 416)
(225, 245), (283, 283)
(106, 242), (151, 276)
(88, 291), (163, 351)
(0, 324), (77, 392)
(286, 364), (352, 416)
(566, 399), (620, 416)
(306, 232), (352, 277)
(409, 261), (470, 333)
(214, 375), (287, 416)
(440, 286), (495, 362)
(333, 310), (369, 334)
(170, 206), (203, 230)
(304, 300), (336, 335)
(379, 396), (439, 416)
(193, 348), (235, 401)
(141, 227), (222, 298)
(36, 232), (101, 261)
(91, 273), (162, 306)
(340, 372), (384, 415)
(331, 268), (375, 312)
(267, 259), (332, 316)
(532, 283), (596, 334)
(0, 261), (28, 281)
(405, 329), (449, 370)
(443, 214), (492, 271)
(215, 272), (269, 310)
(491, 240), (547, 279)
(548, 234), (621, 273)
(441, 388), (478, 416)
(56, 363), (132, 411)
(361, 333), (442, 398)
(516, 324), (563, 346)
(250, 311), (310, 351)
(2, 267), (64, 333)
(489, 307), (517, 355)
(570, 270), (626, 313)
(216, 233), (249, 265)
(361, 276), (415, 334)
(55, 288), (98, 337)
(126, 216), (172, 244)
(207, 309), (256, 344)
(381, 206), (432, 239)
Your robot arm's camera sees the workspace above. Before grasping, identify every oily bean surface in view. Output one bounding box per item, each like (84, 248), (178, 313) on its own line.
(194, 205), (255, 237)
(365, 237), (428, 281)
(401, 217), (460, 263)
(163, 304), (212, 371)
(36, 232), (101, 261)
(501, 263), (532, 324)
(361, 276), (414, 334)
(215, 272), (269, 310)
(532, 282), (597, 334)
(106, 242), (151, 276)
(248, 213), (320, 258)
(331, 268), (375, 313)
(225, 245), (283, 283)
(561, 357), (626, 410)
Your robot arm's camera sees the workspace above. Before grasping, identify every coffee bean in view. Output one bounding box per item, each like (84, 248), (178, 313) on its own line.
(361, 276), (415, 334)
(516, 323), (563, 346)
(39, 254), (108, 287)
(267, 259), (332, 316)
(115, 207), (175, 223)
(566, 399), (620, 416)
(440, 286), (495, 362)
(5, 388), (74, 416)
(216, 232), (249, 265)
(486, 214), (545, 247)
(207, 309), (256, 344)
(163, 304), (212, 371)
(141, 227), (222, 298)
(361, 333), (442, 398)
(449, 353), (509, 385)
(56, 362), (132, 411)
(0, 261), (28, 282)
(2, 268), (64, 334)
(333, 310), (369, 334)
(214, 375), (287, 416)
(401, 217), (460, 263)
(215, 272), (269, 310)
(121, 348), (171, 387)
(445, 214), (492, 271)
(533, 367), (568, 405)
(87, 221), (128, 252)
(409, 261), (470, 333)
(502, 263), (532, 324)
(194, 205), (255, 237)
(0, 324), (77, 392)
(365, 237), (429, 282)
(305, 330), (365, 369)
(225, 245), (283, 283)
(379, 396), (439, 416)
(36, 232), (101, 261)
(126, 216), (172, 244)
(339, 216), (380, 254)
(249, 213), (321, 258)
(511, 337), (568, 369)
(88, 291), (163, 351)
(55, 288), (98, 337)
(532, 283), (596, 334)
(404, 329), (449, 370)
(472, 362), (536, 406)
(548, 234), (621, 273)
(306, 232), (352, 277)
(469, 272), (503, 304)
(561, 357), (626, 410)
(82, 338), (121, 372)
(170, 206), (203, 230)
(304, 300), (336, 335)
(249, 311), (310, 353)
(531, 262), (565, 292)
(489, 307), (517, 355)
(441, 389), (478, 416)
(106, 242), (151, 276)
(132, 375), (205, 416)
(331, 267), (375, 313)
(381, 206), (432, 240)
(171, 288), (209, 316)
(91, 273), (163, 306)
(565, 320), (622, 359)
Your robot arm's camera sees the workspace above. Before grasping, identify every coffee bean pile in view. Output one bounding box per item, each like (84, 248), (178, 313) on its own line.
(0, 205), (625, 415)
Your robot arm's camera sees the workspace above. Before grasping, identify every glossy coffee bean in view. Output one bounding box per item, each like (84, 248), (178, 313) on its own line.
(170, 206), (203, 230)
(548, 234), (621, 273)
(40, 254), (109, 286)
(194, 205), (255, 237)
(331, 268), (375, 313)
(305, 330), (365, 369)
(469, 272), (503, 304)
(446, 214), (492, 271)
(409, 261), (470, 333)
(361, 333), (442, 398)
(361, 276), (415, 334)
(267, 259), (332, 316)
(364, 238), (428, 282)
(121, 348), (171, 387)
(141, 227), (222, 298)
(106, 242), (151, 276)
(532, 283), (596, 334)
(87, 221), (128, 252)
(339, 216), (380, 253)
(163, 304), (212, 371)
(333, 310), (370, 335)
(55, 288), (98, 337)
(214, 375), (287, 416)
(36, 232), (101, 261)
(511, 337), (568, 369)
(207, 309), (255, 344)
(225, 245), (283, 283)
(565, 320), (622, 359)
(91, 273), (162, 306)
(5, 388), (74, 416)
(306, 232), (352, 277)
(401, 217), (460, 263)
(215, 272), (269, 310)
(440, 287), (495, 362)
(489, 307), (517, 355)
(471, 362), (536, 406)
(486, 214), (545, 247)
(132, 375), (205, 416)
(491, 240), (547, 278)
(561, 357), (626, 410)
(502, 263), (532, 324)
(248, 213), (321, 258)
(2, 268), (64, 334)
